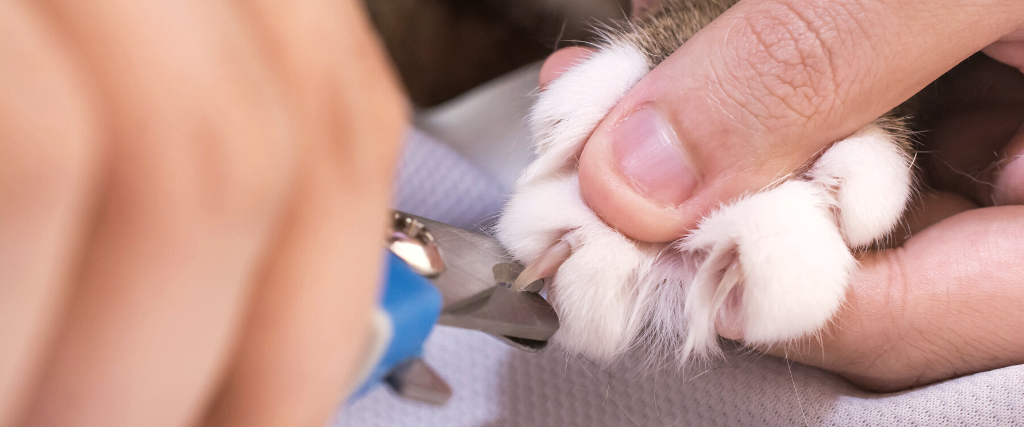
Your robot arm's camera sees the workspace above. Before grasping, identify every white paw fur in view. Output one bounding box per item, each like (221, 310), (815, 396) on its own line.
(497, 175), (665, 360)
(496, 38), (913, 364)
(518, 41), (650, 188)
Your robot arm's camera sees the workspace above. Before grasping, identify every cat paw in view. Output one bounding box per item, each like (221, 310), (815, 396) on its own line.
(681, 123), (913, 359)
(495, 27), (914, 364)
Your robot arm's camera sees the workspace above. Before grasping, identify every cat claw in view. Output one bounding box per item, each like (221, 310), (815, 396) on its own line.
(711, 260), (746, 340)
(512, 240), (572, 292)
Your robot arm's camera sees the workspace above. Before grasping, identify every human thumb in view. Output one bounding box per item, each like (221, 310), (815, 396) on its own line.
(576, 0), (1024, 242)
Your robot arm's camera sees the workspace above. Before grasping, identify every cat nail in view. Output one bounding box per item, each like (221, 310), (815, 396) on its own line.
(512, 240), (572, 292)
(714, 282), (746, 340)
(611, 105), (697, 207)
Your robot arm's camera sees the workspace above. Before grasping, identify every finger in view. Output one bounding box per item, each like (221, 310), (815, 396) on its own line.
(983, 27), (1024, 72)
(0, 2), (99, 424)
(768, 204), (1024, 392)
(888, 192), (979, 245)
(577, 0), (1024, 242)
(916, 54), (1024, 206)
(539, 46), (594, 87)
(924, 106), (1023, 205)
(202, 0), (406, 425)
(21, 1), (294, 425)
(994, 124), (1024, 205)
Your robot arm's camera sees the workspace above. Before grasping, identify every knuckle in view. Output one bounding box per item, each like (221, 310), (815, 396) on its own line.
(0, 43), (101, 207)
(95, 17), (303, 225)
(182, 95), (295, 222)
(713, 0), (861, 130)
(139, 68), (295, 223)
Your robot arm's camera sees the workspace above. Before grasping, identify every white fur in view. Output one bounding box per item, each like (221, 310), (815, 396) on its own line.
(495, 37), (913, 364)
(681, 180), (853, 359)
(518, 41), (650, 188)
(496, 175), (664, 360)
(808, 125), (913, 247)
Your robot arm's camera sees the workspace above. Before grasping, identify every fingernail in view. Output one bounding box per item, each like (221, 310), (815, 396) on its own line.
(611, 105), (697, 207)
(994, 154), (1024, 206)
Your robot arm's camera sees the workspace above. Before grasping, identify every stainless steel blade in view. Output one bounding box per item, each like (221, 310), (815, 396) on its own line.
(401, 213), (559, 345)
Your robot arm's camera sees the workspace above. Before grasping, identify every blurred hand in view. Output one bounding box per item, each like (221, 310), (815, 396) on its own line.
(542, 0), (1024, 391)
(0, 0), (407, 426)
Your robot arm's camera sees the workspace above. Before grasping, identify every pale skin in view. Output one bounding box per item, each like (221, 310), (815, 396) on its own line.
(1, 0), (1022, 426)
(0, 0), (406, 426)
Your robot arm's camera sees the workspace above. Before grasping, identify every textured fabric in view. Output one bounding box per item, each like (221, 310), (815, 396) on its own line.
(392, 128), (508, 230)
(333, 130), (1024, 427)
(337, 327), (1024, 427)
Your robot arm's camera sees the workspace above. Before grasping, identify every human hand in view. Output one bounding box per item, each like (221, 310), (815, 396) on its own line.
(542, 0), (1024, 391)
(0, 1), (406, 426)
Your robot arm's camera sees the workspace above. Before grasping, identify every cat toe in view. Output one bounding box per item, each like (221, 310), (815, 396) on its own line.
(495, 35), (657, 362)
(549, 225), (651, 361)
(809, 122), (914, 248)
(682, 180), (854, 359)
(518, 41), (650, 186)
(679, 121), (914, 360)
(496, 174), (655, 362)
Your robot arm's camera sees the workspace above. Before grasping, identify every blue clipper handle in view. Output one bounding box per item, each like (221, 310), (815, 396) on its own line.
(349, 251), (442, 400)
